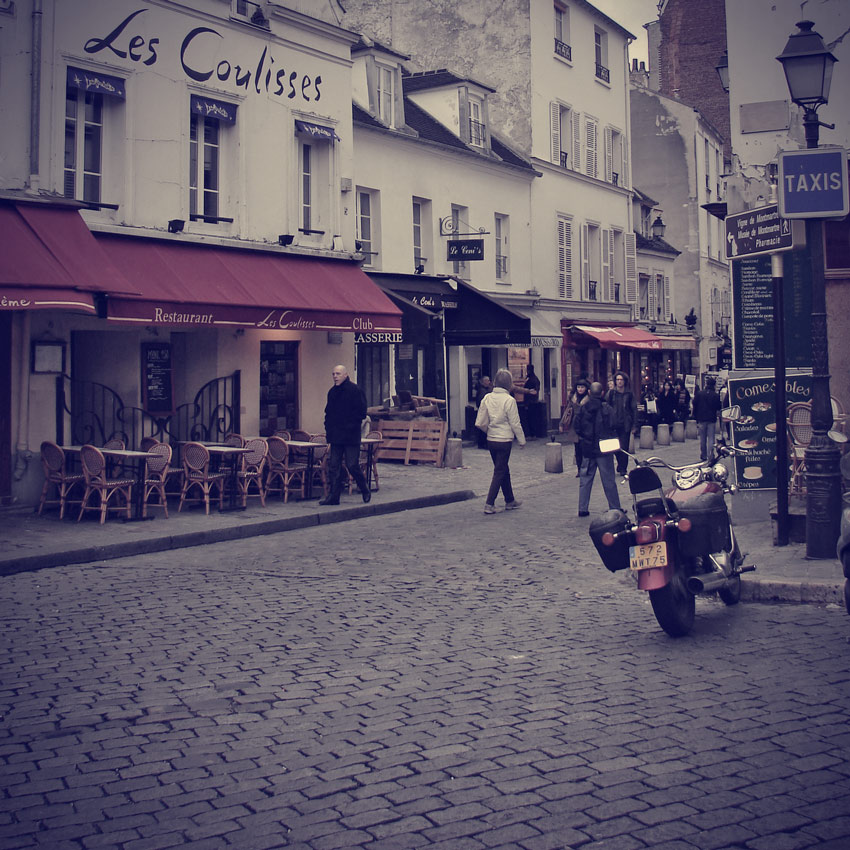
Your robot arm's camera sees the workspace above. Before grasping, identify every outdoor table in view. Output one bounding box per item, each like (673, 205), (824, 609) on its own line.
(61, 446), (151, 521)
(203, 445), (252, 511)
(286, 440), (327, 499)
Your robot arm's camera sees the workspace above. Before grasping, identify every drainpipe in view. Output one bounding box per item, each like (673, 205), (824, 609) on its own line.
(13, 312), (33, 481)
(29, 0), (43, 191)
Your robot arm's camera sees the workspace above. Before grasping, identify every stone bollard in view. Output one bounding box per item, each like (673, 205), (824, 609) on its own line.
(545, 441), (563, 474)
(445, 437), (463, 468)
(656, 423), (671, 446)
(639, 425), (654, 450)
(672, 421), (685, 442)
(685, 418), (698, 440)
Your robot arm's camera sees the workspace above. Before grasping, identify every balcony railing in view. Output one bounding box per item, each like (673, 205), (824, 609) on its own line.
(469, 118), (486, 146)
(496, 255), (508, 279)
(554, 39), (572, 61)
(588, 280), (598, 301)
(560, 151), (569, 168)
(614, 282), (621, 303)
(595, 63), (610, 83)
(612, 171), (619, 186)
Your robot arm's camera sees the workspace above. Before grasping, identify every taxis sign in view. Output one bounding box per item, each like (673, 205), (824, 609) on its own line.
(778, 148), (849, 219)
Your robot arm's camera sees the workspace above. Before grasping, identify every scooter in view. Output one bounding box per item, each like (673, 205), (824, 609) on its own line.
(589, 408), (756, 637)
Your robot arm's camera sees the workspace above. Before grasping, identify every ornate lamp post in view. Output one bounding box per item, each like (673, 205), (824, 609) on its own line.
(776, 20), (841, 558)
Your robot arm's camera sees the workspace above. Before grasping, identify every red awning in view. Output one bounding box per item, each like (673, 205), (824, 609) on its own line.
(96, 234), (402, 332)
(0, 201), (136, 312)
(570, 325), (663, 351)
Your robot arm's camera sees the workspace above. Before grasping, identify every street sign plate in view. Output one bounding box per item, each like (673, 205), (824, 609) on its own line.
(725, 204), (805, 260)
(778, 147), (850, 219)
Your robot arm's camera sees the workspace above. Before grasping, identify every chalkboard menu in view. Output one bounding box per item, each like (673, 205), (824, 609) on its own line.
(731, 249), (812, 370)
(141, 342), (173, 414)
(727, 374), (812, 490)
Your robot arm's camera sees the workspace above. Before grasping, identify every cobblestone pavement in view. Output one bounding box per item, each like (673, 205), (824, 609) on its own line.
(2, 480), (850, 850)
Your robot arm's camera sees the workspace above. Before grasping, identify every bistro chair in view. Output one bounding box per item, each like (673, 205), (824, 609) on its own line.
(178, 442), (225, 515)
(37, 441), (84, 520)
(102, 436), (127, 478)
(139, 436), (160, 452)
(77, 444), (134, 524)
(831, 396), (846, 435)
(141, 443), (173, 518)
(224, 433), (246, 448)
(264, 436), (306, 503)
(235, 438), (268, 508)
(289, 429), (312, 442)
(787, 402), (812, 497)
(308, 433), (329, 496)
(347, 430), (383, 494)
(273, 429), (291, 440)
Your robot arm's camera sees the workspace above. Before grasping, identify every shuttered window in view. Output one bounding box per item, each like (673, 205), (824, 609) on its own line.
(558, 216), (573, 299)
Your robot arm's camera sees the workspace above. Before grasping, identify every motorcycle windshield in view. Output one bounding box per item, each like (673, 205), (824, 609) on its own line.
(629, 466), (663, 494)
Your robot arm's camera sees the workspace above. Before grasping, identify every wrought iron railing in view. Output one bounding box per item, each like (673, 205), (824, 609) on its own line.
(560, 151), (569, 168)
(588, 280), (598, 301)
(554, 39), (571, 60)
(595, 63), (610, 83)
(495, 255), (508, 279)
(56, 371), (241, 466)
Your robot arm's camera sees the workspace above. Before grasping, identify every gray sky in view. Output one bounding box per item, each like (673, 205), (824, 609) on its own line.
(591, 0), (659, 67)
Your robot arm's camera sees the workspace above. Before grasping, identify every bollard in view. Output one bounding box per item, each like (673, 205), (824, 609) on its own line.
(639, 425), (654, 450)
(445, 437), (463, 468)
(545, 441), (563, 474)
(656, 423), (671, 446)
(672, 421), (685, 442)
(685, 419), (698, 440)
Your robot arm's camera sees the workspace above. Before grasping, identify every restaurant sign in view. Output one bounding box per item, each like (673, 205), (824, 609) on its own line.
(408, 293), (459, 310)
(447, 239), (485, 262)
(354, 332), (403, 344)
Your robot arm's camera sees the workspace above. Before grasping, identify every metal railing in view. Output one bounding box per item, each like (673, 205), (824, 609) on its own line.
(560, 151), (569, 168)
(496, 255), (508, 279)
(595, 63), (610, 83)
(588, 280), (598, 301)
(469, 118), (486, 146)
(555, 39), (571, 61)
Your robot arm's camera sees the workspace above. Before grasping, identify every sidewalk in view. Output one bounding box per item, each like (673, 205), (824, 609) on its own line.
(1, 436), (844, 606)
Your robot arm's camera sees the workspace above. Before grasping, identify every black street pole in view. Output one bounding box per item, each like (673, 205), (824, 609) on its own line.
(802, 108), (842, 558)
(772, 252), (789, 547)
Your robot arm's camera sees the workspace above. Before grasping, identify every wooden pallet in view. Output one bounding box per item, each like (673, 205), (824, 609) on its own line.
(376, 418), (448, 467)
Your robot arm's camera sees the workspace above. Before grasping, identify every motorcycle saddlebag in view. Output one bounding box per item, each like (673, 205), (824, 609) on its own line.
(677, 492), (731, 558)
(589, 510), (631, 572)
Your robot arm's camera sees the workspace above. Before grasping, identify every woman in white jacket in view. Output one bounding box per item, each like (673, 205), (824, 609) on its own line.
(474, 368), (526, 514)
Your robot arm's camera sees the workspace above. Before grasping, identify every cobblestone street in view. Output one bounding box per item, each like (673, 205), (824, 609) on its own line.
(2, 476), (850, 850)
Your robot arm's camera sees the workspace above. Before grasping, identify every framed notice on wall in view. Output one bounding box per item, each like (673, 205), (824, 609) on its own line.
(141, 341), (174, 414)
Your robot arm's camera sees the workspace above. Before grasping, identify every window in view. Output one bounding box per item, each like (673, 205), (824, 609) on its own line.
(412, 197), (432, 272)
(550, 102), (576, 169)
(582, 223), (600, 300)
(301, 142), (312, 231)
(190, 115), (220, 220)
(65, 88), (103, 203)
(594, 28), (609, 83)
(495, 214), (509, 281)
(557, 216), (573, 299)
(639, 274), (650, 319)
(640, 205), (652, 238)
(377, 65), (394, 126)
(554, 4), (571, 60)
(357, 189), (379, 267)
(655, 274), (667, 319)
(604, 127), (624, 186)
(611, 230), (624, 302)
(468, 95), (486, 147)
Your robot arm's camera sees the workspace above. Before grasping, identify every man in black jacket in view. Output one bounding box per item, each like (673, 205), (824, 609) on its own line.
(574, 382), (622, 517)
(319, 365), (371, 505)
(606, 371), (638, 477)
(692, 375), (722, 461)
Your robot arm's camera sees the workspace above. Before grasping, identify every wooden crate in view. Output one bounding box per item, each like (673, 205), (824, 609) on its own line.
(376, 418), (448, 467)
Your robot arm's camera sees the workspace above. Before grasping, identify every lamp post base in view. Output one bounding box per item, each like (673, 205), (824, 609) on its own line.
(805, 438), (842, 559)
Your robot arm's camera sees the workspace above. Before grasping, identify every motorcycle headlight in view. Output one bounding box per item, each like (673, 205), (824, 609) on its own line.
(712, 462), (729, 484)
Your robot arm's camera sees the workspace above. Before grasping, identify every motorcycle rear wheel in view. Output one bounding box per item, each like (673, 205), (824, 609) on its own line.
(649, 572), (695, 637)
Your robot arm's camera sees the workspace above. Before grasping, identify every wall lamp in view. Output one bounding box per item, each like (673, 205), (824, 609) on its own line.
(715, 50), (730, 93)
(278, 234), (294, 246)
(168, 219), (185, 233)
(651, 215), (666, 239)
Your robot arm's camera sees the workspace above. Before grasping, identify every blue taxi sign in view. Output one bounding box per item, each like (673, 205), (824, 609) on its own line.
(778, 148), (849, 219)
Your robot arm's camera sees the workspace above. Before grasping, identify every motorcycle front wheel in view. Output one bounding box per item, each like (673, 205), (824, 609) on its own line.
(649, 571), (695, 637)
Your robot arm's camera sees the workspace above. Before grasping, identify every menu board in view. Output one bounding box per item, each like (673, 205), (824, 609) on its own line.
(727, 374), (812, 489)
(141, 342), (173, 414)
(731, 249), (812, 370)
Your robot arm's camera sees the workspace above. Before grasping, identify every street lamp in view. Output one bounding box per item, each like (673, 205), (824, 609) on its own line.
(651, 215), (666, 239)
(776, 19), (841, 558)
(715, 50), (730, 93)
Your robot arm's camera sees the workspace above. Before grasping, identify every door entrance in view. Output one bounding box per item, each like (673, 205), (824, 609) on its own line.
(260, 341), (299, 436)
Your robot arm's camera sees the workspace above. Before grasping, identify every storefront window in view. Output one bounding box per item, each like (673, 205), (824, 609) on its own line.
(259, 341), (298, 436)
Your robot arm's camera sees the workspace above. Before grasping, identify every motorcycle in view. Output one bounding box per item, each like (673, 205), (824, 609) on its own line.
(837, 502), (850, 616)
(589, 407), (756, 637)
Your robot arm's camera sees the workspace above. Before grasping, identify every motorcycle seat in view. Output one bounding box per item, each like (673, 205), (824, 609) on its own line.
(635, 496), (677, 518)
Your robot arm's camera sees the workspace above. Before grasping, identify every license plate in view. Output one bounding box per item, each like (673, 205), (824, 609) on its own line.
(629, 542), (668, 570)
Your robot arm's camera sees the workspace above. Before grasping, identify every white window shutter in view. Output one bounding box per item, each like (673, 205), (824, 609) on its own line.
(621, 137), (630, 189)
(581, 222), (589, 298)
(604, 127), (613, 183)
(602, 228), (612, 301)
(624, 233), (637, 303)
(558, 218), (573, 299)
(664, 275), (671, 320)
(585, 119), (597, 178)
(550, 102), (561, 165)
(572, 111), (581, 172)
(648, 271), (658, 319)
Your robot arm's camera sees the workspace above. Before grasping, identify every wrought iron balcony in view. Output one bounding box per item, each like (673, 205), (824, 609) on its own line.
(588, 280), (598, 301)
(555, 39), (572, 61)
(612, 171), (619, 186)
(496, 255), (508, 279)
(560, 151), (569, 168)
(614, 282), (621, 303)
(595, 63), (610, 83)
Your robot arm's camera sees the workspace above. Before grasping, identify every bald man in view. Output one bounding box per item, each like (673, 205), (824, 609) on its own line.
(320, 364), (371, 505)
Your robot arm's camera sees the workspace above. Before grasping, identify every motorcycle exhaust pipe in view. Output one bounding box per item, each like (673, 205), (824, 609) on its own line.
(686, 569), (729, 594)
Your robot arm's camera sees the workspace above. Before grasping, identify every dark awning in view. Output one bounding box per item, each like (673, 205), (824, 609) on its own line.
(568, 324), (662, 351)
(95, 234), (402, 332)
(370, 272), (460, 311)
(444, 280), (531, 346)
(0, 200), (136, 313)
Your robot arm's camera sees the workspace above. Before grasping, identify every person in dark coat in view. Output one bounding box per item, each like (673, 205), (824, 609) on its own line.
(656, 380), (676, 427)
(692, 375), (722, 461)
(605, 370), (638, 477)
(319, 364), (371, 505)
(574, 382), (622, 516)
(674, 380), (691, 423)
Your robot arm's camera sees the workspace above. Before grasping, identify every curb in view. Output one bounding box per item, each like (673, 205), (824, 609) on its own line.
(0, 490), (476, 577)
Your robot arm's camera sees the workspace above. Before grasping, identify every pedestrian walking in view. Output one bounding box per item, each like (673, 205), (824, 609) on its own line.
(475, 368), (526, 515)
(559, 378), (589, 476)
(319, 364), (371, 505)
(656, 379), (676, 427)
(605, 370), (638, 477)
(693, 374), (722, 461)
(674, 379), (691, 423)
(575, 382), (622, 516)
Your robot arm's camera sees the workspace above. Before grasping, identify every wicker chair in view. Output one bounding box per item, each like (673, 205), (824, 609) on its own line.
(224, 433), (246, 448)
(37, 441), (84, 520)
(289, 429), (312, 442)
(142, 443), (173, 518)
(273, 430), (291, 440)
(102, 437), (127, 478)
(264, 436), (307, 503)
(139, 437), (160, 452)
(347, 430), (383, 494)
(178, 442), (225, 514)
(308, 433), (330, 497)
(787, 402), (812, 496)
(77, 444), (134, 523)
(235, 438), (268, 507)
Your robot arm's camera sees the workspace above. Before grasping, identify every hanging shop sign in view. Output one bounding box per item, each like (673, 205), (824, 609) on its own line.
(447, 239), (485, 262)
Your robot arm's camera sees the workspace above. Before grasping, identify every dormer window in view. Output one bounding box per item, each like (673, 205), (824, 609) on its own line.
(377, 64), (394, 126)
(640, 205), (652, 238)
(468, 95), (485, 146)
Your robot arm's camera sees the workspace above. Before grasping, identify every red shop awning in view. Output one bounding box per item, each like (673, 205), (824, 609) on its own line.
(0, 201), (136, 312)
(96, 234), (402, 332)
(569, 325), (663, 351)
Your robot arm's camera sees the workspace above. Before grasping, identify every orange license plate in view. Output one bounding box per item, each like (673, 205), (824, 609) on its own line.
(629, 542), (668, 570)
